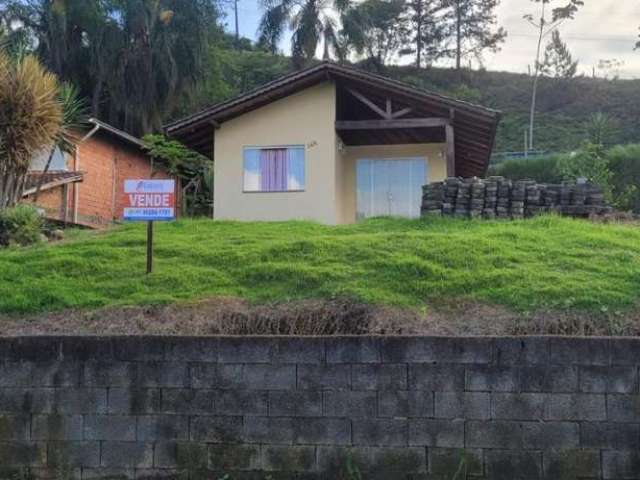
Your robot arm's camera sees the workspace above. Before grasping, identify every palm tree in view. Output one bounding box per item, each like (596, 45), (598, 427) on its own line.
(32, 82), (88, 202)
(258, 0), (349, 67)
(0, 52), (63, 209)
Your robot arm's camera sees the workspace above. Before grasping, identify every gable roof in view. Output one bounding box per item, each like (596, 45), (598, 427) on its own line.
(23, 171), (84, 197)
(165, 61), (501, 176)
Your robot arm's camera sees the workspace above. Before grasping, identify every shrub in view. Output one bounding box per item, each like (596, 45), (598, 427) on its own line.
(0, 205), (44, 246)
(608, 144), (640, 212)
(489, 155), (564, 183)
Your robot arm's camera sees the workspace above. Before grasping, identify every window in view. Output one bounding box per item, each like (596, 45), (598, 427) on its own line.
(243, 146), (305, 192)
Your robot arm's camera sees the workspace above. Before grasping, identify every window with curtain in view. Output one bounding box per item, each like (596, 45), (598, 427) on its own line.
(243, 146), (305, 192)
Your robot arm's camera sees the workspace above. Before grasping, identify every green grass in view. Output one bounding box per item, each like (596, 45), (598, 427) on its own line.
(1, 215), (639, 314)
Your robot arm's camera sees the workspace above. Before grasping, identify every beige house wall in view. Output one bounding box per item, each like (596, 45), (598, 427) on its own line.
(213, 80), (447, 225)
(213, 82), (338, 224)
(335, 143), (447, 224)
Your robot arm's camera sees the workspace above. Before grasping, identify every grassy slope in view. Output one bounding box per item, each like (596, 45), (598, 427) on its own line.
(0, 216), (639, 315)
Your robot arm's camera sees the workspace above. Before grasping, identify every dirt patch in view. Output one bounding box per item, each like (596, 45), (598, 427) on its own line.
(1, 297), (639, 337)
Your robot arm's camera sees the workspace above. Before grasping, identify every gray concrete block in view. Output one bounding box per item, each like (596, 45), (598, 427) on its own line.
(495, 337), (548, 366)
(81, 468), (134, 479)
(352, 364), (407, 390)
(113, 338), (165, 362)
(381, 337), (491, 364)
(32, 414), (83, 440)
(190, 363), (243, 389)
(324, 390), (376, 418)
(214, 389), (268, 416)
(491, 393), (546, 420)
(190, 416), (243, 443)
(218, 337), (275, 363)
(579, 366), (637, 393)
(520, 366), (578, 393)
(0, 388), (52, 413)
(408, 419), (464, 448)
(161, 388), (214, 414)
(610, 338), (640, 366)
(581, 422), (640, 449)
(136, 415), (189, 441)
(326, 338), (379, 363)
(107, 388), (161, 415)
(10, 338), (59, 362)
(273, 338), (325, 364)
(100, 442), (153, 468)
(466, 421), (522, 449)
(607, 394), (640, 422)
(352, 418), (407, 446)
(136, 363), (189, 388)
(522, 422), (579, 449)
(378, 391), (433, 418)
(269, 390), (322, 417)
(242, 364), (296, 390)
(59, 338), (112, 362)
(32, 362), (80, 387)
(209, 444), (261, 471)
(485, 450), (542, 480)
(409, 364), (464, 391)
(0, 362), (32, 387)
(47, 441), (100, 468)
(133, 469), (181, 479)
(244, 416), (294, 444)
(549, 338), (609, 366)
(543, 449), (601, 480)
(317, 446), (426, 476)
(153, 441), (208, 470)
(297, 365), (350, 390)
(82, 362), (136, 387)
(0, 442), (46, 466)
(603, 450), (640, 479)
(262, 446), (316, 472)
(466, 366), (518, 392)
(295, 417), (351, 445)
(51, 388), (107, 414)
(429, 448), (483, 477)
(434, 392), (489, 420)
(0, 414), (30, 440)
(164, 337), (219, 362)
(545, 394), (606, 421)
(84, 415), (136, 441)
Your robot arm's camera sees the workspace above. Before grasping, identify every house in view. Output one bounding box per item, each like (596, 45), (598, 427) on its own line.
(23, 119), (177, 228)
(166, 62), (501, 224)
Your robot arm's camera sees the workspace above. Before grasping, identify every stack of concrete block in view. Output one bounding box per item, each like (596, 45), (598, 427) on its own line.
(422, 176), (613, 219)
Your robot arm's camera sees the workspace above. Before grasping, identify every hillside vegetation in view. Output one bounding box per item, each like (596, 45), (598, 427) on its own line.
(1, 216), (638, 317)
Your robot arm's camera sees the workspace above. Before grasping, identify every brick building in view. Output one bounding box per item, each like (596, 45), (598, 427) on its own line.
(23, 119), (177, 228)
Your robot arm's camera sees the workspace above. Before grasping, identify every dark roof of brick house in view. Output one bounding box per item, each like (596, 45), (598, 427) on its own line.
(23, 171), (84, 197)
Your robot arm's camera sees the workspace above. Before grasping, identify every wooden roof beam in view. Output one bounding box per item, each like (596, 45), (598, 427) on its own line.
(335, 118), (449, 130)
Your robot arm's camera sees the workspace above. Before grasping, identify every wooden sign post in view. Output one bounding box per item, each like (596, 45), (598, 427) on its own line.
(123, 179), (176, 274)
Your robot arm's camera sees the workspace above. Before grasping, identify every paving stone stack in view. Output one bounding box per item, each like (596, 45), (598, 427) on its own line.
(422, 176), (613, 219)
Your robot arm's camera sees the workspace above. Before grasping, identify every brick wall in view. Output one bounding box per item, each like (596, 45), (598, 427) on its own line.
(0, 336), (638, 479)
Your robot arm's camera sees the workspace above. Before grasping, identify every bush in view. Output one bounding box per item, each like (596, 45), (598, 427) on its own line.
(0, 205), (44, 246)
(489, 155), (564, 183)
(608, 144), (640, 212)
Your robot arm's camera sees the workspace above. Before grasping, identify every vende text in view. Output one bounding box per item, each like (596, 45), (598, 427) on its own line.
(127, 194), (173, 208)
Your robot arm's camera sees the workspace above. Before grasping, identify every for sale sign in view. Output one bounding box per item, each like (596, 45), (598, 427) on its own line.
(123, 179), (176, 222)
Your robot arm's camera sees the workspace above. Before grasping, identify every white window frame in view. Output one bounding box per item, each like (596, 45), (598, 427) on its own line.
(242, 145), (306, 193)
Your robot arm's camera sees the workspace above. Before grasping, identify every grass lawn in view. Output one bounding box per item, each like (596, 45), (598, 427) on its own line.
(0, 215), (639, 315)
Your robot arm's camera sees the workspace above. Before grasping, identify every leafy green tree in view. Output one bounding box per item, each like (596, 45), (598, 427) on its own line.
(524, 0), (583, 151)
(400, 0), (448, 68)
(557, 143), (612, 199)
(585, 112), (619, 147)
(445, 0), (506, 71)
(539, 30), (578, 79)
(258, 0), (348, 67)
(340, 0), (406, 71)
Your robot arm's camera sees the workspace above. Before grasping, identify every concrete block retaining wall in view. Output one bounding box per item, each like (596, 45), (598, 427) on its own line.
(0, 336), (639, 479)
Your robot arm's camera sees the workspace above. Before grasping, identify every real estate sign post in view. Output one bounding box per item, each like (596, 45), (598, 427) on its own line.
(123, 179), (176, 274)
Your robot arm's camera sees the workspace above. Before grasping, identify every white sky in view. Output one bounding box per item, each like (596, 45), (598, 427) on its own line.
(227, 0), (640, 79)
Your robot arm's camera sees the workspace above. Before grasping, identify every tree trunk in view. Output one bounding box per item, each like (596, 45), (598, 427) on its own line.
(456, 0), (462, 71)
(528, 4), (546, 152)
(0, 170), (27, 209)
(415, 0), (423, 68)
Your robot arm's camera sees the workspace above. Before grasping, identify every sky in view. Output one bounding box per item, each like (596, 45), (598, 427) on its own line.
(223, 0), (640, 79)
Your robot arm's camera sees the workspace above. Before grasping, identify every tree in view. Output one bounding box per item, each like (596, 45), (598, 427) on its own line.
(585, 112), (619, 147)
(0, 52), (62, 209)
(524, 0), (583, 152)
(400, 0), (448, 68)
(1, 0), (218, 135)
(340, 0), (406, 71)
(539, 29), (578, 78)
(258, 0), (348, 67)
(445, 0), (506, 71)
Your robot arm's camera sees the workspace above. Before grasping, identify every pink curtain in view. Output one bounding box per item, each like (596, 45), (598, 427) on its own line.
(260, 148), (289, 191)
